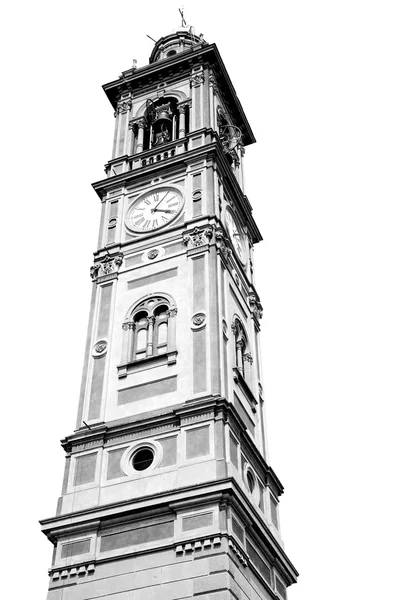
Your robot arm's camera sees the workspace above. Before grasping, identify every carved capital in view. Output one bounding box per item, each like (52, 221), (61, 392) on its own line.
(147, 315), (156, 326)
(90, 264), (101, 280)
(243, 352), (253, 365)
(91, 252), (124, 280)
(167, 307), (178, 318)
(183, 226), (213, 250)
(116, 99), (132, 114)
(190, 72), (205, 87)
(122, 321), (135, 331)
(178, 101), (190, 114)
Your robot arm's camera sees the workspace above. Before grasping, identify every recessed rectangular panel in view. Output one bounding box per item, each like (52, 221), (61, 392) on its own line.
(73, 453), (97, 487)
(88, 357), (106, 421)
(159, 436), (177, 467)
(232, 517), (245, 543)
(229, 434), (239, 469)
(182, 511), (213, 531)
(270, 494), (279, 528)
(127, 267), (177, 290)
(106, 448), (127, 480)
(247, 542), (272, 586)
(233, 393), (255, 436)
(60, 539), (90, 558)
(192, 256), (205, 313)
(97, 283), (113, 339)
(117, 376), (177, 405)
(193, 328), (207, 393)
(186, 426), (209, 459)
(100, 520), (174, 552)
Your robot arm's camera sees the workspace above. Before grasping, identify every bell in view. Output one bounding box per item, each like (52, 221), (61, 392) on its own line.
(153, 103), (173, 127)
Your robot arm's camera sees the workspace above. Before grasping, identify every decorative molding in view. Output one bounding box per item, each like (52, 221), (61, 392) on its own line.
(50, 563), (95, 581)
(228, 537), (248, 567)
(90, 253), (124, 281)
(175, 536), (221, 555)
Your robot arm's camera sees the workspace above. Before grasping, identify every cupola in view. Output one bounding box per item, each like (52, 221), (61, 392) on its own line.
(149, 27), (206, 63)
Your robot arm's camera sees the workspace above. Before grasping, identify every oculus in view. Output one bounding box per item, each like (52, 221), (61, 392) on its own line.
(127, 188), (184, 233)
(132, 447), (155, 471)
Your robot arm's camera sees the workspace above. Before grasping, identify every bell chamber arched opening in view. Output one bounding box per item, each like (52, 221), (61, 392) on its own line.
(141, 97), (183, 152)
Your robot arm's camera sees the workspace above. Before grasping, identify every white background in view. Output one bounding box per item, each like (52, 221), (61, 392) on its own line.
(1, 1), (400, 599)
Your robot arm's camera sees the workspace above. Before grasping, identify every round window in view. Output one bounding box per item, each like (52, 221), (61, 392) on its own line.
(132, 447), (154, 471)
(167, 50), (177, 57)
(246, 470), (255, 493)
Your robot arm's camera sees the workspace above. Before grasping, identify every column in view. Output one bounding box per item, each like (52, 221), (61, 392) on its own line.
(178, 104), (186, 139)
(146, 316), (155, 357)
(166, 307), (177, 352)
(236, 339), (244, 376)
(136, 118), (146, 154)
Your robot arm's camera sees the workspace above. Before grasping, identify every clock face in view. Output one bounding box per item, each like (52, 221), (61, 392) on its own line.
(226, 210), (245, 263)
(128, 188), (183, 233)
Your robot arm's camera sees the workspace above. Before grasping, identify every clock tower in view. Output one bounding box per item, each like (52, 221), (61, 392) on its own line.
(41, 26), (298, 600)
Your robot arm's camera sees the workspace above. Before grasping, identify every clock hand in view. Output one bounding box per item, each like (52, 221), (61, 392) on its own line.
(153, 208), (175, 213)
(151, 192), (170, 212)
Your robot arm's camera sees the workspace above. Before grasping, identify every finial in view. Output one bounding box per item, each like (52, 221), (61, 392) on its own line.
(179, 6), (187, 27)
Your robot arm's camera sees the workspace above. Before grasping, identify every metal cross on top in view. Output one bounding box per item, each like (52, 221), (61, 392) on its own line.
(179, 6), (187, 27)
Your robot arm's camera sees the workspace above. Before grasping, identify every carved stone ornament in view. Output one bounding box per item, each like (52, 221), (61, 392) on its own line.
(93, 339), (108, 356)
(183, 226), (213, 250)
(115, 99), (132, 115)
(91, 252), (124, 280)
(148, 249), (159, 260)
(248, 293), (263, 320)
(215, 227), (232, 261)
(190, 72), (205, 87)
(243, 352), (253, 365)
(122, 321), (135, 331)
(167, 307), (178, 318)
(192, 313), (206, 327)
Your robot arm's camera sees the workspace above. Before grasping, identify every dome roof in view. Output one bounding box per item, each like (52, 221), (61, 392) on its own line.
(149, 27), (206, 64)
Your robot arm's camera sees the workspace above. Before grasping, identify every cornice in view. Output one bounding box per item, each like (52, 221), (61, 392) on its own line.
(61, 396), (283, 494)
(40, 477), (297, 583)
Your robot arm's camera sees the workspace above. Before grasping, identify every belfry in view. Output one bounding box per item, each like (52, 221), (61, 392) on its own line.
(41, 25), (298, 600)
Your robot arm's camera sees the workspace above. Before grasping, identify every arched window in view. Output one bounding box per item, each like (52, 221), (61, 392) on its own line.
(119, 295), (177, 374)
(231, 318), (253, 379)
